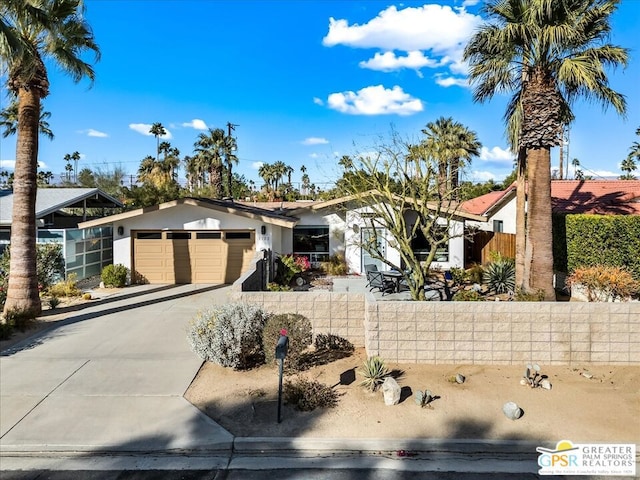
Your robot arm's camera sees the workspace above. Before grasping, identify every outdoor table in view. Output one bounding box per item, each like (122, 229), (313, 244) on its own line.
(382, 270), (404, 293)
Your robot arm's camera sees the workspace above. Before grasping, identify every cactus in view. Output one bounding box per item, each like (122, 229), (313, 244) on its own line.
(415, 389), (434, 408)
(522, 363), (548, 388)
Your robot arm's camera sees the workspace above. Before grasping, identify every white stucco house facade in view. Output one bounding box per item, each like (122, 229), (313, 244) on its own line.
(80, 194), (488, 284)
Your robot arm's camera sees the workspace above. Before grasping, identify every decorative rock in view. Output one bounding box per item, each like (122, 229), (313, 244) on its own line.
(503, 401), (523, 420)
(99, 281), (105, 289)
(455, 373), (465, 384)
(520, 378), (529, 386)
(582, 372), (593, 379)
(382, 377), (401, 406)
(540, 379), (552, 390)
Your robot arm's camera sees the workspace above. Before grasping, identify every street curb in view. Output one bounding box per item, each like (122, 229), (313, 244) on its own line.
(233, 437), (545, 454)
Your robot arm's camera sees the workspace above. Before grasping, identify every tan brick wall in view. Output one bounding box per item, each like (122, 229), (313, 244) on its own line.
(230, 291), (366, 347)
(232, 290), (640, 365)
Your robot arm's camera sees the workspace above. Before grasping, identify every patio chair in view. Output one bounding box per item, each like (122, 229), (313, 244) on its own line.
(367, 271), (395, 295)
(364, 264), (378, 287)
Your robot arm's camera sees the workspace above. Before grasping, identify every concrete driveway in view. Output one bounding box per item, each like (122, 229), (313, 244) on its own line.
(0, 284), (234, 457)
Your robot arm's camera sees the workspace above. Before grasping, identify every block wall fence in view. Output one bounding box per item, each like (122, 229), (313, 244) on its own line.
(230, 288), (640, 366)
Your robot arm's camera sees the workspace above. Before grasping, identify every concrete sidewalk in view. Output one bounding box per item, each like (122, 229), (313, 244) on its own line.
(1, 284), (235, 466)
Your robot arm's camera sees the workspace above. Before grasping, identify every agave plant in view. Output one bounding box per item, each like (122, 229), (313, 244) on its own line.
(483, 258), (515, 294)
(358, 356), (388, 392)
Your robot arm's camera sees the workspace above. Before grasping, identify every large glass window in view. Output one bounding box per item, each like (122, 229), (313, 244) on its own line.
(293, 226), (330, 263)
(410, 225), (449, 262)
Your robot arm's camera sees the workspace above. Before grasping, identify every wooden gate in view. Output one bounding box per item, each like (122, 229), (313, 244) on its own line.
(465, 231), (516, 266)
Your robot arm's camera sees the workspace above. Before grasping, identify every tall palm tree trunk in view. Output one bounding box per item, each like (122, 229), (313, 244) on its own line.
(4, 89), (42, 317)
(515, 147), (527, 291)
(523, 147), (555, 300)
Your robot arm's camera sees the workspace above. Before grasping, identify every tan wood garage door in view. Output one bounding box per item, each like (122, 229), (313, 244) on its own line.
(133, 230), (255, 284)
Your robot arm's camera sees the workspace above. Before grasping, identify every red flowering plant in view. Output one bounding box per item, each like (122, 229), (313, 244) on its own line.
(276, 254), (310, 286)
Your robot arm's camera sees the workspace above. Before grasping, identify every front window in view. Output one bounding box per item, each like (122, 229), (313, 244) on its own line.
(293, 226), (330, 264)
(410, 225), (449, 262)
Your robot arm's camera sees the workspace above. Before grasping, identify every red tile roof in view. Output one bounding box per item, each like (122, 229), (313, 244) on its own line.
(460, 186), (516, 216)
(551, 180), (640, 215)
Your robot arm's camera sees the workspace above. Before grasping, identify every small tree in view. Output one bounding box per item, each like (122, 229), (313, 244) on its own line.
(342, 129), (475, 301)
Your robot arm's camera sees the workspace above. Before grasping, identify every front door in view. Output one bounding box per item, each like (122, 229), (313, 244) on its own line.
(361, 227), (386, 272)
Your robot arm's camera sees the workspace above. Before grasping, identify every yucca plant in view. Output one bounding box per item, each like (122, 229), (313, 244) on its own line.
(358, 356), (389, 392)
(483, 258), (515, 294)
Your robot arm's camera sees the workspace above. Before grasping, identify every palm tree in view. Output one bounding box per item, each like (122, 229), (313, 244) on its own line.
(464, 0), (627, 300)
(1, 0), (99, 317)
(1, 99), (54, 140)
(149, 123), (166, 162)
(194, 128), (225, 198)
(421, 117), (481, 198)
(620, 127), (639, 179)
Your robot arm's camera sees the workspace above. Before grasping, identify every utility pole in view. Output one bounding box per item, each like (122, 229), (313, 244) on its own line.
(227, 122), (239, 137)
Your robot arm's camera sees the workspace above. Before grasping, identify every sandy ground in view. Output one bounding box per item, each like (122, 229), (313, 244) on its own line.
(185, 347), (640, 444)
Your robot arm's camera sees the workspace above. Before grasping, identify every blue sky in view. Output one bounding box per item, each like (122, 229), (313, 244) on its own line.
(1, 0), (639, 190)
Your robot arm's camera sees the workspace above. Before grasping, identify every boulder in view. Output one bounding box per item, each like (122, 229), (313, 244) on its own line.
(382, 377), (401, 406)
(503, 401), (523, 420)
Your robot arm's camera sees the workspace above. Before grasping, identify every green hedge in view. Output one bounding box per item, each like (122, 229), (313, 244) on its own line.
(555, 214), (640, 280)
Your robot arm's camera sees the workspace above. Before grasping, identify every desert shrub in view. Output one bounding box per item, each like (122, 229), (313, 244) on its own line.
(187, 303), (267, 369)
(101, 264), (129, 288)
(275, 254), (310, 285)
(314, 333), (354, 352)
(449, 267), (466, 285)
(47, 273), (81, 298)
(483, 257), (515, 294)
(320, 253), (348, 276)
(466, 264), (484, 284)
(514, 288), (545, 302)
(0, 322), (13, 341)
(452, 289), (484, 301)
(358, 356), (389, 392)
(267, 282), (291, 291)
(567, 265), (639, 302)
(283, 377), (338, 411)
(262, 313), (313, 367)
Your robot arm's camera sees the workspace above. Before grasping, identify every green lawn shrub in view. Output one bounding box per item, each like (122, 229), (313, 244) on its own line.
(554, 214), (640, 280)
(101, 264), (129, 288)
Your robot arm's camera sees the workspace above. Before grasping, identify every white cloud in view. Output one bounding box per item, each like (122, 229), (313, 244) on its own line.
(1, 160), (15, 170)
(434, 75), (469, 88)
(462, 0), (481, 6)
(252, 161), (264, 170)
(359, 51), (437, 74)
(38, 161), (48, 169)
(479, 146), (514, 163)
(129, 123), (173, 139)
(309, 153), (320, 159)
(470, 170), (500, 182)
(323, 4), (481, 80)
(313, 97), (324, 106)
(78, 128), (108, 138)
(182, 119), (208, 130)
(302, 137), (329, 145)
(327, 85), (423, 116)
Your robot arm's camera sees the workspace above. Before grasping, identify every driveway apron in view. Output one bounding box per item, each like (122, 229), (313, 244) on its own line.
(0, 284), (234, 454)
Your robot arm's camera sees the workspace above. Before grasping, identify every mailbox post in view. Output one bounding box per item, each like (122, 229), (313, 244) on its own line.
(275, 330), (289, 423)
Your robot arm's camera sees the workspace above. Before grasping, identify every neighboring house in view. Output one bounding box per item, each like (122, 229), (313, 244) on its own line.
(79, 194), (487, 285)
(0, 188), (123, 279)
(458, 179), (640, 265)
